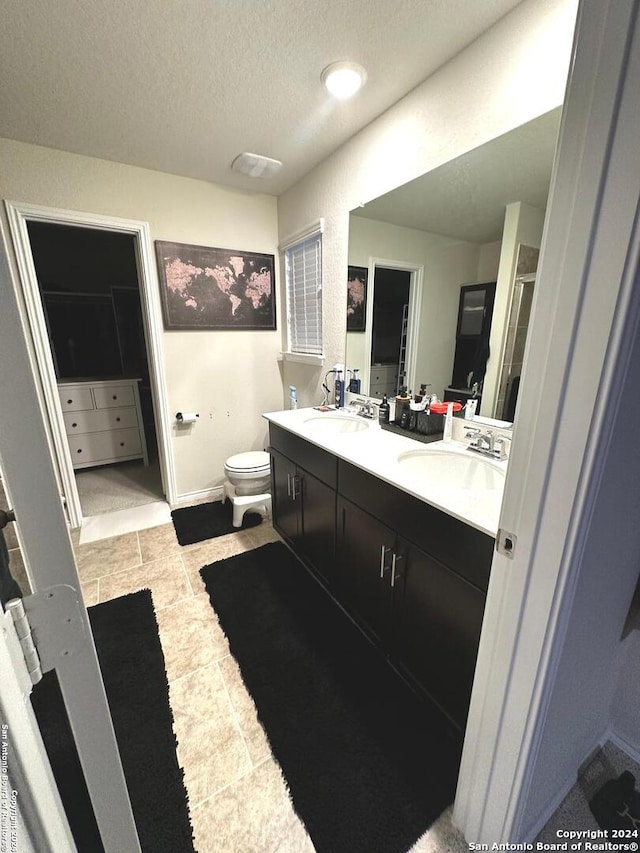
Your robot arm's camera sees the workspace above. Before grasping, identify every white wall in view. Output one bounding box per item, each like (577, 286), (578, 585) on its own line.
(610, 630), (640, 752)
(0, 138), (281, 498)
(477, 241), (503, 282)
(484, 201), (546, 414)
(277, 0), (577, 408)
(520, 299), (640, 837)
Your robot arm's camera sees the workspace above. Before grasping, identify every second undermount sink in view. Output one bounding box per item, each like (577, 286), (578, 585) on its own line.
(303, 414), (370, 434)
(397, 447), (506, 491)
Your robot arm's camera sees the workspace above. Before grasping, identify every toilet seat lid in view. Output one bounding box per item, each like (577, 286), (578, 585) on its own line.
(225, 451), (270, 472)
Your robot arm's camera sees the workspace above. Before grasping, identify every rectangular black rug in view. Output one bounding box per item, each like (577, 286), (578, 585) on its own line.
(31, 589), (194, 852)
(171, 499), (262, 546)
(201, 542), (461, 853)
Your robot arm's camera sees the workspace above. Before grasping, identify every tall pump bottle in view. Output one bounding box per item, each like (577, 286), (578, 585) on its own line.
(334, 371), (345, 408)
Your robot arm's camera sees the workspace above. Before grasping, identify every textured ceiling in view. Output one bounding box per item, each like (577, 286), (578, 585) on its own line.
(0, 0), (523, 195)
(352, 109), (562, 243)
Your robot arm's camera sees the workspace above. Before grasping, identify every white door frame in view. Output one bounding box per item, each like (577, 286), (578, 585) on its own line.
(364, 257), (423, 394)
(0, 608), (76, 852)
(0, 219), (141, 850)
(4, 201), (176, 528)
(455, 0), (640, 840)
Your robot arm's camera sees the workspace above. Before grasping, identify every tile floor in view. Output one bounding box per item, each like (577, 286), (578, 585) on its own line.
(73, 507), (468, 853)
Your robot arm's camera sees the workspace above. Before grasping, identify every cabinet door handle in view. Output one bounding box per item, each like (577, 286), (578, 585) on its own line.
(380, 545), (392, 578)
(291, 474), (298, 501)
(391, 552), (404, 587)
(286, 472), (291, 497)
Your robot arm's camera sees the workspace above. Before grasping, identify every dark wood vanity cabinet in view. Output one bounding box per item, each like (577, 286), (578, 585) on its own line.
(268, 422), (495, 732)
(336, 488), (489, 729)
(271, 449), (299, 543)
(392, 540), (487, 728)
(336, 496), (396, 645)
(269, 427), (337, 588)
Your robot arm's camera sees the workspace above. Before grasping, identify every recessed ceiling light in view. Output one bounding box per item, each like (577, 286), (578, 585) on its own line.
(231, 152), (282, 178)
(321, 61), (367, 100)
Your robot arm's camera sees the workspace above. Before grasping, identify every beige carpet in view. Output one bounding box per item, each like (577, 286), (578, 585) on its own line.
(76, 458), (164, 516)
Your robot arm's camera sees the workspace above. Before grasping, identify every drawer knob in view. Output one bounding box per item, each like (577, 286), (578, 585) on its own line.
(67, 399), (73, 404)
(116, 417), (121, 422)
(77, 449), (82, 454)
(72, 422), (77, 428)
(120, 442), (125, 447)
(113, 395), (118, 400)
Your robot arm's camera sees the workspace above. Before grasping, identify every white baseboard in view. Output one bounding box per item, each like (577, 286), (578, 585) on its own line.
(606, 728), (640, 766)
(173, 486), (224, 506)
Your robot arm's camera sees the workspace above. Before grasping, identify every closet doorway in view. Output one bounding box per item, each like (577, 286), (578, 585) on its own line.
(362, 259), (423, 399)
(5, 202), (175, 532)
(29, 221), (163, 518)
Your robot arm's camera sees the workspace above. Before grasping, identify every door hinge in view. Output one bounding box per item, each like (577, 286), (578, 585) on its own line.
(4, 585), (86, 688)
(496, 528), (517, 559)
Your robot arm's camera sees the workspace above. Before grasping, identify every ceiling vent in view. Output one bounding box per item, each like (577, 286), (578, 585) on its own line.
(231, 152), (283, 179)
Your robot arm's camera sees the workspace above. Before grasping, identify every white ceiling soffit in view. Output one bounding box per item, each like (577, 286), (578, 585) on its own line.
(353, 108), (562, 243)
(0, 0), (523, 196)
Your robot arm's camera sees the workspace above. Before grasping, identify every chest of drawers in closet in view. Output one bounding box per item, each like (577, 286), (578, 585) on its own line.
(58, 378), (149, 470)
(369, 364), (398, 399)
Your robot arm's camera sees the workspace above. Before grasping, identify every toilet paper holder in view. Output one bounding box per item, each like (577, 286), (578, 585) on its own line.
(175, 412), (199, 424)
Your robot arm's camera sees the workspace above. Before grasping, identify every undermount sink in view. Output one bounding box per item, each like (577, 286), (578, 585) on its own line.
(303, 414), (370, 434)
(397, 447), (505, 491)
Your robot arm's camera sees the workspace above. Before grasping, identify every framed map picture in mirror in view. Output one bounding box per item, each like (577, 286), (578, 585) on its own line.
(347, 265), (367, 332)
(155, 241), (276, 330)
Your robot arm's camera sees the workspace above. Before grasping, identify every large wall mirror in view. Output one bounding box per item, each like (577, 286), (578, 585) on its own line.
(345, 107), (562, 423)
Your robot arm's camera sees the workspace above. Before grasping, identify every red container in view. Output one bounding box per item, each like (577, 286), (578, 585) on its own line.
(429, 401), (463, 415)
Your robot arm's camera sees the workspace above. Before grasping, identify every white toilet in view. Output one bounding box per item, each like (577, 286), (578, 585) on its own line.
(222, 450), (272, 528)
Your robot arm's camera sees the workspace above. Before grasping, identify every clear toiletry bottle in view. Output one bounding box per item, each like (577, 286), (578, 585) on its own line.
(289, 385), (298, 410)
(443, 402), (454, 442)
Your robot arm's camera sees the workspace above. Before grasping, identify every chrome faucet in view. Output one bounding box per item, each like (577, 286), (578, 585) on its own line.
(466, 428), (510, 461)
(349, 398), (376, 419)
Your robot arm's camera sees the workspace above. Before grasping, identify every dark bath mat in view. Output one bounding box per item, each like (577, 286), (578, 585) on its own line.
(201, 541), (460, 853)
(31, 589), (194, 852)
(171, 499), (262, 546)
(590, 771), (640, 831)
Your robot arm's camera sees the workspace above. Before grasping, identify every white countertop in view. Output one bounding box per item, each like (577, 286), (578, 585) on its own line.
(263, 408), (507, 537)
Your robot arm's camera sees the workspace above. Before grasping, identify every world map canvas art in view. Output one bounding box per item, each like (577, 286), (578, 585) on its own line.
(155, 241), (276, 330)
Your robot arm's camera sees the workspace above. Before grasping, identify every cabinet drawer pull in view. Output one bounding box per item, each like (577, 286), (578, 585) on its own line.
(120, 442), (125, 447)
(72, 422), (77, 428)
(380, 545), (391, 578)
(391, 552), (403, 587)
(112, 395), (118, 400)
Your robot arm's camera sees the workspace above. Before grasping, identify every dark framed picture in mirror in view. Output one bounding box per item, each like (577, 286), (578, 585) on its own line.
(347, 266), (368, 332)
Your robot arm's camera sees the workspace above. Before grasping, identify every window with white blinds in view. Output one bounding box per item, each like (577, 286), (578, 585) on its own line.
(284, 232), (323, 355)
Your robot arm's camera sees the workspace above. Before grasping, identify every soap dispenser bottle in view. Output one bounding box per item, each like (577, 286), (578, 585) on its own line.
(334, 371), (345, 408)
(378, 395), (390, 425)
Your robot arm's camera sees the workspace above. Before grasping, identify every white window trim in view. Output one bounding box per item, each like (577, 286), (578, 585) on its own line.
(279, 351), (325, 366)
(280, 219), (324, 361)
